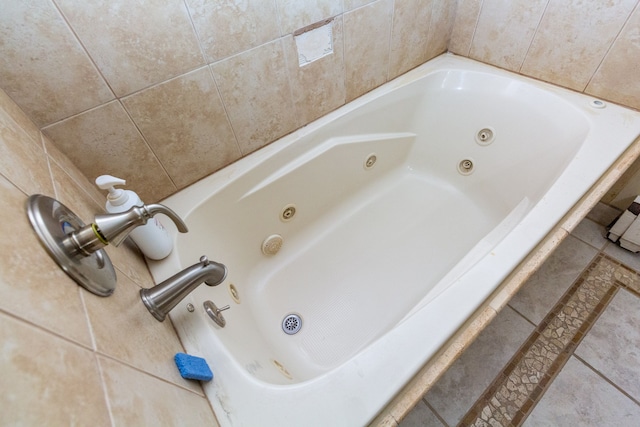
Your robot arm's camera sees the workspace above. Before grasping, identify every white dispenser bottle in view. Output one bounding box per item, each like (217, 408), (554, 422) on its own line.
(95, 175), (173, 260)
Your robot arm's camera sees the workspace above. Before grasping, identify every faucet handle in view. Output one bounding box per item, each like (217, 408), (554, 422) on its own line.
(199, 255), (209, 265)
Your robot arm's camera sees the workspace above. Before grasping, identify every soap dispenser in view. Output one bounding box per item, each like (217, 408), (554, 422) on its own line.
(96, 175), (174, 260)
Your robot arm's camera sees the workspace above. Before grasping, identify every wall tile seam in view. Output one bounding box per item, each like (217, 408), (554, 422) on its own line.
(278, 36), (303, 130)
(466, 0), (485, 57)
(204, 65), (244, 159)
(515, 0), (552, 74)
(93, 351), (117, 427)
(385, 0), (398, 83)
(94, 352), (208, 398)
(272, 0), (285, 39)
(583, 0), (640, 94)
(49, 0), (117, 111)
(0, 305), (95, 353)
(0, 292), (204, 399)
(44, 146), (106, 209)
(116, 98), (180, 190)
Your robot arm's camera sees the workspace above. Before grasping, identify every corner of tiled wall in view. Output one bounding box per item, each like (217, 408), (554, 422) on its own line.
(0, 87), (218, 425)
(0, 0), (454, 203)
(451, 0), (640, 108)
(450, 0), (640, 207)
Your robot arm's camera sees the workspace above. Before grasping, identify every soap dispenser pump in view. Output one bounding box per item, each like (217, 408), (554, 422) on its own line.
(96, 175), (174, 260)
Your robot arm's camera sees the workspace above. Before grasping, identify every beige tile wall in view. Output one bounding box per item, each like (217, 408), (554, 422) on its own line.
(452, 0), (640, 104)
(451, 0), (640, 209)
(0, 0), (455, 203)
(0, 88), (218, 425)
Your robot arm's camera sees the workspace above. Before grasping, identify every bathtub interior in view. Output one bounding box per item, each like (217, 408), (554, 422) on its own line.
(173, 68), (591, 384)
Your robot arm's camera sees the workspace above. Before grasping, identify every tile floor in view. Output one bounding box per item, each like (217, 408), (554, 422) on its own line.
(399, 203), (640, 427)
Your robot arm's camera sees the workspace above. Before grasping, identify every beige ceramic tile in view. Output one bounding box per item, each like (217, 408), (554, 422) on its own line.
(0, 103), (53, 196)
(448, 0), (482, 56)
(43, 134), (105, 208)
(425, 0), (457, 60)
(123, 67), (241, 189)
(470, 0), (548, 71)
(521, 0), (637, 91)
(55, 0), (204, 97)
(343, 0), (394, 102)
(284, 18), (346, 125)
(276, 0), (343, 34)
(0, 0), (114, 126)
(43, 101), (176, 203)
(0, 313), (111, 426)
(211, 39), (298, 154)
(186, 0), (280, 62)
(99, 356), (217, 426)
(586, 7), (640, 111)
(84, 271), (201, 393)
(389, 0), (434, 79)
(0, 88), (40, 143)
(0, 174), (92, 347)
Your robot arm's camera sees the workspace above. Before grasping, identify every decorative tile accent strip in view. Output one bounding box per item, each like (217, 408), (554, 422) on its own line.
(459, 255), (635, 426)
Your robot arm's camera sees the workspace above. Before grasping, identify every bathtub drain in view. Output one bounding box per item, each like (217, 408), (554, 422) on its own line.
(282, 313), (302, 335)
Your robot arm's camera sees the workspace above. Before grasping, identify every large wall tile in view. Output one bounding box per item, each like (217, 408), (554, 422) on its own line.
(276, 0), (343, 34)
(448, 0), (482, 55)
(586, 7), (640, 111)
(425, 0), (457, 60)
(123, 67), (241, 189)
(0, 103), (53, 196)
(99, 356), (217, 426)
(211, 40), (298, 154)
(55, 0), (205, 97)
(0, 313), (111, 426)
(344, 0), (394, 101)
(521, 0), (637, 91)
(389, 0), (434, 79)
(284, 18), (346, 125)
(84, 271), (201, 393)
(0, 0), (113, 126)
(0, 174), (92, 347)
(43, 134), (105, 208)
(186, 0), (280, 62)
(470, 0), (548, 71)
(43, 101), (176, 203)
(0, 88), (41, 143)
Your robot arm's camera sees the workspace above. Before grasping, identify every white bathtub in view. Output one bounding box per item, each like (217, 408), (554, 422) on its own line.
(148, 54), (640, 426)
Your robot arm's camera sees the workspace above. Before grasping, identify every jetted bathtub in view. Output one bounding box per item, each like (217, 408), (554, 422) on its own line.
(148, 54), (640, 426)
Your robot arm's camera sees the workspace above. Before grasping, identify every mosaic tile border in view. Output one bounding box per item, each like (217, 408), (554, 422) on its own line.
(459, 254), (640, 426)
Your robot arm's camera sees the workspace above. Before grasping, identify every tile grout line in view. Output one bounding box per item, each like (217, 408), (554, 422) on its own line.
(457, 254), (625, 426)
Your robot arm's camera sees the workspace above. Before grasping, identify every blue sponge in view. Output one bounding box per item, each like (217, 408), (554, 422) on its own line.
(174, 353), (213, 381)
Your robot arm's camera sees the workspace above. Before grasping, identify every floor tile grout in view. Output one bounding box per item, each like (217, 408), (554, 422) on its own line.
(572, 353), (640, 408)
(455, 254), (627, 426)
(401, 209), (640, 427)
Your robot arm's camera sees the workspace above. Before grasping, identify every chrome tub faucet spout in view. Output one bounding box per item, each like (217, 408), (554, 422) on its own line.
(140, 256), (227, 322)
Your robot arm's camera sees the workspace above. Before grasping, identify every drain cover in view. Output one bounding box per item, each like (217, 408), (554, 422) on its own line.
(282, 313), (302, 335)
